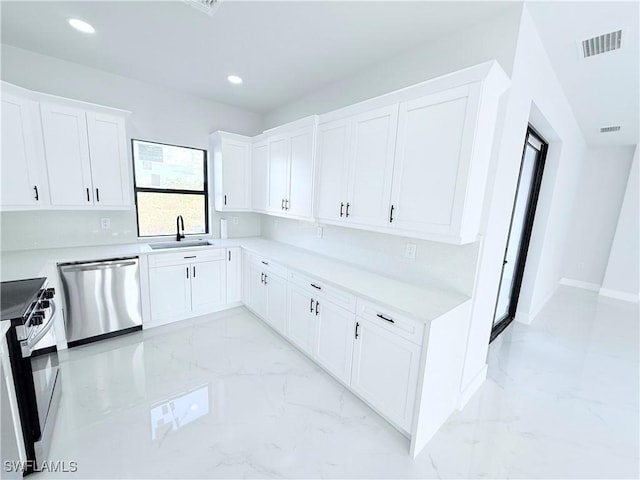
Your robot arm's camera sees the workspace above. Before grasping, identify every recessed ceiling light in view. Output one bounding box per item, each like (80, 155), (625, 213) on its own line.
(68, 18), (95, 34)
(227, 75), (243, 85)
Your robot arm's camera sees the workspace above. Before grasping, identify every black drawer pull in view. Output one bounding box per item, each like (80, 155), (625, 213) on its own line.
(389, 204), (394, 223)
(86, 187), (90, 202)
(310, 283), (321, 290)
(228, 251), (231, 261)
(376, 313), (395, 324)
(261, 261), (269, 265)
(310, 298), (314, 313)
(96, 188), (100, 202)
(224, 194), (227, 205)
(186, 267), (189, 279)
(33, 185), (39, 201)
(345, 202), (350, 218)
(184, 256), (196, 259)
(340, 202), (344, 217)
(355, 321), (360, 339)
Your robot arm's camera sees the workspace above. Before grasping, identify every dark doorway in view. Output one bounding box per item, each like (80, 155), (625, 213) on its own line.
(491, 126), (548, 342)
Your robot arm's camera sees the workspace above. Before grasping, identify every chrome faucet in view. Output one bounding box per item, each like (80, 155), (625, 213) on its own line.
(176, 215), (185, 241)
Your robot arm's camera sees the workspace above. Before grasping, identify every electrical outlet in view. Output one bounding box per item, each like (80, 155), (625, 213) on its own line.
(405, 243), (417, 259)
(232, 216), (239, 225)
(100, 218), (111, 230)
(316, 227), (323, 239)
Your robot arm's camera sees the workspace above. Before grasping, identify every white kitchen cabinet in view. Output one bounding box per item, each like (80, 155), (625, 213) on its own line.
(210, 132), (252, 212)
(148, 264), (192, 323)
(264, 118), (317, 219)
(148, 249), (227, 325)
(351, 315), (421, 432)
(40, 102), (131, 209)
(225, 247), (242, 304)
(315, 105), (398, 227)
(244, 253), (288, 334)
(314, 298), (355, 385)
(389, 84), (481, 239)
(251, 139), (268, 212)
(0, 86), (49, 209)
(288, 284), (317, 355)
(246, 261), (267, 319)
(264, 270), (288, 334)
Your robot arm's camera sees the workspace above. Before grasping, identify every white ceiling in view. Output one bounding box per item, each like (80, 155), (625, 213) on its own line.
(528, 1), (639, 147)
(1, 1), (637, 147)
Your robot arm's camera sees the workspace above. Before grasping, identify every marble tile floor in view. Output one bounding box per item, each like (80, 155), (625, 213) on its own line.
(36, 285), (638, 479)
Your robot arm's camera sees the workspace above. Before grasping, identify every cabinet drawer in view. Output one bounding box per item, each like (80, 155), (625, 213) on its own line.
(244, 252), (288, 279)
(148, 248), (225, 268)
(356, 299), (424, 346)
(289, 271), (356, 313)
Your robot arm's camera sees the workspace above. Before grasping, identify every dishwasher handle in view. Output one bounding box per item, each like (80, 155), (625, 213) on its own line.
(60, 259), (138, 272)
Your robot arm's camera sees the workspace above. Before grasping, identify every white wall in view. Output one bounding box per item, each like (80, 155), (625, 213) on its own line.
(561, 146), (635, 287)
(601, 146), (639, 301)
(262, 217), (479, 295)
(459, 6), (591, 395)
(0, 45), (263, 251)
(263, 6), (522, 128)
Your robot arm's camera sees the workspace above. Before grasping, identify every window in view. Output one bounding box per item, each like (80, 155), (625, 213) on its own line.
(132, 139), (208, 237)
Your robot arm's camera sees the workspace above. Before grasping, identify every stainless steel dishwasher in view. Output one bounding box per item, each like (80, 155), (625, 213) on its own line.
(58, 257), (143, 348)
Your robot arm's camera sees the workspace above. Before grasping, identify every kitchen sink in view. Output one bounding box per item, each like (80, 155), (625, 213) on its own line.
(149, 240), (214, 250)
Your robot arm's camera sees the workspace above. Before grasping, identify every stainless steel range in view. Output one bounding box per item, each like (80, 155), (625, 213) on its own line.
(1, 278), (61, 476)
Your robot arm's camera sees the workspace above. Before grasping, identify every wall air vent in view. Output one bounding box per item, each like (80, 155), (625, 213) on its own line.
(581, 30), (622, 58)
(183, 0), (221, 16)
(600, 126), (621, 133)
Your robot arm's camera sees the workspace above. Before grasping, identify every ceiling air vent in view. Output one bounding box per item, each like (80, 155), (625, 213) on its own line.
(581, 30), (622, 58)
(600, 126), (621, 133)
(183, 0), (221, 16)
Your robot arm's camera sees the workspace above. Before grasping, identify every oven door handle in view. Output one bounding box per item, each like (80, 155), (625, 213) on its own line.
(22, 302), (57, 358)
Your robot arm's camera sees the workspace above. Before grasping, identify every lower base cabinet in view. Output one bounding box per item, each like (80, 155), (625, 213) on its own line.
(149, 264), (191, 323)
(244, 254), (288, 334)
(350, 316), (421, 432)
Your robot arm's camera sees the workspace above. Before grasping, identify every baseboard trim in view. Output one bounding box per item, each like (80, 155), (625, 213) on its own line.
(515, 283), (560, 325)
(458, 364), (487, 410)
(559, 277), (601, 292)
(598, 288), (639, 303)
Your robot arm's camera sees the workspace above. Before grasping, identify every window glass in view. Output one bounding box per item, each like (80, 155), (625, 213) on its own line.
(133, 140), (205, 191)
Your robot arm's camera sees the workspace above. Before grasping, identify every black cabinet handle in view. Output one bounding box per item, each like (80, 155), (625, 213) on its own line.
(193, 266), (196, 278)
(389, 205), (394, 223)
(228, 251), (231, 261)
(33, 186), (39, 201)
(310, 283), (321, 290)
(261, 272), (264, 284)
(355, 322), (360, 339)
(184, 256), (196, 259)
(285, 199), (289, 210)
(340, 202), (344, 217)
(345, 202), (350, 218)
(264, 274), (268, 285)
(315, 301), (319, 316)
(376, 313), (395, 324)
(281, 199), (285, 210)
(261, 261), (269, 266)
(86, 187), (90, 202)
(224, 194), (227, 205)
(96, 188), (100, 202)
(310, 298), (314, 313)
(186, 267), (189, 279)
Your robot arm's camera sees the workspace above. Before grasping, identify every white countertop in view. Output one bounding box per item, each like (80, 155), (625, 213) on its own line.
(1, 237), (469, 324)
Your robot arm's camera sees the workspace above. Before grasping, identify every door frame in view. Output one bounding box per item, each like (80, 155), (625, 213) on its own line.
(490, 125), (548, 343)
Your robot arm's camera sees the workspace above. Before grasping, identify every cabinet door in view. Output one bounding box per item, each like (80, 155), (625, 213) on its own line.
(315, 301), (355, 384)
(225, 247), (242, 304)
(246, 261), (267, 319)
(346, 105), (399, 227)
(149, 264), (191, 323)
(190, 260), (226, 313)
(315, 119), (351, 222)
(351, 317), (421, 432)
(251, 141), (269, 212)
(265, 272), (288, 334)
(390, 85), (477, 236)
(221, 139), (251, 210)
(40, 103), (93, 206)
(1, 92), (46, 208)
(267, 135), (289, 213)
(287, 126), (314, 218)
(86, 112), (130, 207)
(287, 284), (315, 355)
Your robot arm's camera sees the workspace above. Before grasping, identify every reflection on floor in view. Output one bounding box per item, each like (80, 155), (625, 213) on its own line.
(36, 285), (638, 478)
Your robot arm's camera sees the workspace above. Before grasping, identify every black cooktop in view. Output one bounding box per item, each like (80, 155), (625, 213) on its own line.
(1, 278), (47, 321)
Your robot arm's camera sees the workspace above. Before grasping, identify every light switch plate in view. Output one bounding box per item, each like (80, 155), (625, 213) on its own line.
(232, 217), (239, 225)
(405, 243), (417, 259)
(100, 218), (111, 230)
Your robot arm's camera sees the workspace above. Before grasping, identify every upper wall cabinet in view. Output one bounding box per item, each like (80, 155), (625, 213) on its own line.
(314, 61), (509, 244)
(315, 105), (398, 227)
(1, 84), (49, 210)
(1, 81), (132, 211)
(210, 132), (252, 212)
(265, 116), (317, 220)
(40, 104), (130, 208)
